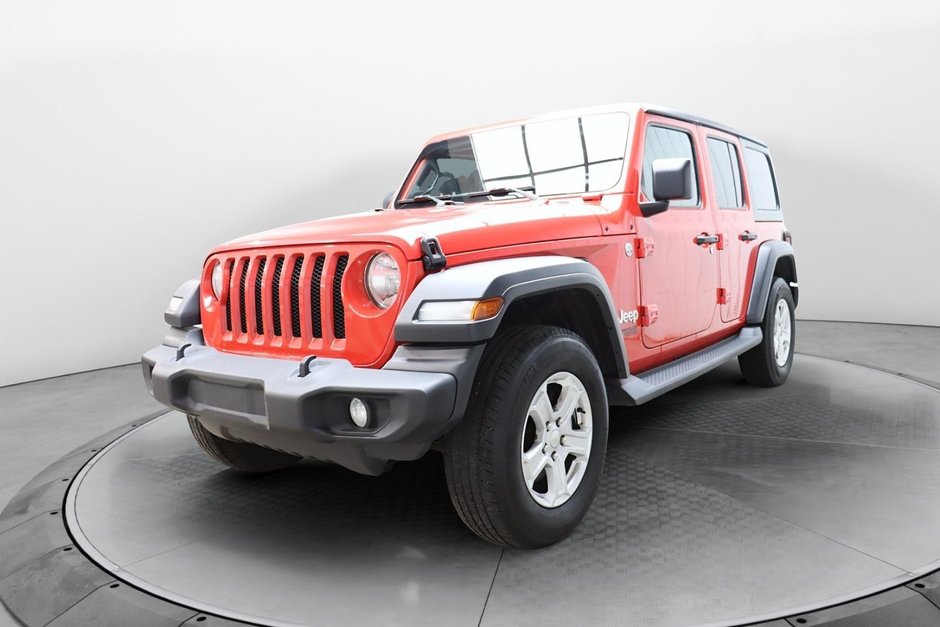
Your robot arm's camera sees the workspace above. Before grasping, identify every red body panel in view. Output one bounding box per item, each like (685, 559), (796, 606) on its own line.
(215, 200), (605, 263)
(199, 104), (786, 375)
(633, 115), (721, 348)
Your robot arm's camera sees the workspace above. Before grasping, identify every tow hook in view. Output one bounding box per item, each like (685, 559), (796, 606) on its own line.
(298, 355), (318, 378)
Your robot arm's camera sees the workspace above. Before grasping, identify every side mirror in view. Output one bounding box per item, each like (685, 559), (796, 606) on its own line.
(382, 191), (394, 209)
(639, 158), (693, 217)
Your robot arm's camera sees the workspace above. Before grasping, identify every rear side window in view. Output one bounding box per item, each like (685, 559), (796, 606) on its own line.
(743, 148), (779, 211)
(707, 138), (743, 208)
(641, 125), (699, 207)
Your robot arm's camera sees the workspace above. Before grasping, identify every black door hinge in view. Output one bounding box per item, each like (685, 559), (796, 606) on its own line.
(420, 237), (447, 272)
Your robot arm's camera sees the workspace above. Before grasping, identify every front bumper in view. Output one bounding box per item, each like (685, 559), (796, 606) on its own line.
(142, 331), (466, 475)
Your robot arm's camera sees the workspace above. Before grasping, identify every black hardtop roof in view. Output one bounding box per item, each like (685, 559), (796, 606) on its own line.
(643, 105), (768, 148)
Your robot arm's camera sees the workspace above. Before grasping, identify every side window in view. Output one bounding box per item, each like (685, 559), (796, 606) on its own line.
(743, 148), (779, 211)
(706, 138), (744, 209)
(641, 125), (699, 207)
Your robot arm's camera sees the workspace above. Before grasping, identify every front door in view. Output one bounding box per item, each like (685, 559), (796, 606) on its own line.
(635, 118), (720, 349)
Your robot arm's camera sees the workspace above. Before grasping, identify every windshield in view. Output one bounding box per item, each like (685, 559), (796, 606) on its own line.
(396, 112), (629, 207)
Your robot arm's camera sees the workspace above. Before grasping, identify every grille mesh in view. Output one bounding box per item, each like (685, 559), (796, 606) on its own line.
(238, 260), (249, 333)
(254, 257), (267, 334)
(289, 257), (303, 338)
(311, 255), (325, 338)
(271, 257), (284, 337)
(224, 259), (234, 332)
(332, 255), (349, 339)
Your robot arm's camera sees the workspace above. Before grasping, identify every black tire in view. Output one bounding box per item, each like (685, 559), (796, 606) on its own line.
(738, 277), (795, 387)
(187, 415), (301, 473)
(442, 325), (608, 549)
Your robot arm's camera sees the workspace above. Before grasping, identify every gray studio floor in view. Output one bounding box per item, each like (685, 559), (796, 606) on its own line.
(1, 321), (939, 627)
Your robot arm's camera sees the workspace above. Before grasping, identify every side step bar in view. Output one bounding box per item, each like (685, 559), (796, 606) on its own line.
(607, 327), (763, 406)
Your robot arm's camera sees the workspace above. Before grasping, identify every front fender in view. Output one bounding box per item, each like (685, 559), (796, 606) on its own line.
(394, 255), (628, 377)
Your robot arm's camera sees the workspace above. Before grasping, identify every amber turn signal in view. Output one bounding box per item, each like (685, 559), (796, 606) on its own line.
(471, 297), (503, 321)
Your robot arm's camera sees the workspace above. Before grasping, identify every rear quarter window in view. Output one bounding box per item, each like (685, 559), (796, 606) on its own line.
(743, 147), (779, 211)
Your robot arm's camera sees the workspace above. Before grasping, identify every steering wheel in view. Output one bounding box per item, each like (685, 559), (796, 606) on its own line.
(431, 172), (458, 196)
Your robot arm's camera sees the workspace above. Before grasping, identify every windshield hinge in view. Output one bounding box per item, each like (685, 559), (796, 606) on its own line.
(420, 237), (447, 272)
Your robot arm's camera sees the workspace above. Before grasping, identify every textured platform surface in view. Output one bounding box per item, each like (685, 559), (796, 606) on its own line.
(22, 355), (932, 626)
(5, 353), (940, 625)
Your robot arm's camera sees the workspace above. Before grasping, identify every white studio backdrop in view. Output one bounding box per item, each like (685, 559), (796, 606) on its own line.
(1, 0), (939, 386)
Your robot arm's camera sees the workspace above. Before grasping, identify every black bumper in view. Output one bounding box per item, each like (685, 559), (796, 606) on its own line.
(142, 337), (465, 475)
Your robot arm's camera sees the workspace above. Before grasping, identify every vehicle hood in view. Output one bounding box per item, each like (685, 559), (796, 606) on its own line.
(213, 200), (604, 260)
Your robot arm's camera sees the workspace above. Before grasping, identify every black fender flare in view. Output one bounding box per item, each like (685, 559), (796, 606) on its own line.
(394, 255), (629, 379)
(746, 241), (798, 325)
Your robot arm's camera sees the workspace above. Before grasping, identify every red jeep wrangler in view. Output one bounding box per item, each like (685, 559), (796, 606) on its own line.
(144, 104), (797, 548)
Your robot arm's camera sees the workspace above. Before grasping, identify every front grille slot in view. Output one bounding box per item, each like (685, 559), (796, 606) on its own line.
(311, 255), (325, 338)
(238, 260), (249, 333)
(289, 256), (303, 338)
(332, 255), (349, 339)
(224, 259), (234, 332)
(271, 256), (285, 337)
(254, 257), (267, 334)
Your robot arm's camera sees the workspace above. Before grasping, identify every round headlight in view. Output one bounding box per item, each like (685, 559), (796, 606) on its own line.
(365, 252), (400, 309)
(210, 261), (224, 300)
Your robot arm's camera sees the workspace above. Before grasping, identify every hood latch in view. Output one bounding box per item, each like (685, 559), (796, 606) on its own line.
(420, 237), (447, 272)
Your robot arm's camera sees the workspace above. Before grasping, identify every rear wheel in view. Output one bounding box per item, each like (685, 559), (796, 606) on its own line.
(739, 277), (795, 387)
(187, 415), (301, 473)
(443, 325), (608, 548)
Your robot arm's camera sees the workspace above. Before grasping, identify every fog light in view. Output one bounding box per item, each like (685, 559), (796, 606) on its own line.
(349, 398), (369, 428)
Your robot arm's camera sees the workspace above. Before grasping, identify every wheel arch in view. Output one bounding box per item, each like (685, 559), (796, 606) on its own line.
(497, 288), (623, 380)
(773, 255), (798, 307)
(746, 241), (798, 325)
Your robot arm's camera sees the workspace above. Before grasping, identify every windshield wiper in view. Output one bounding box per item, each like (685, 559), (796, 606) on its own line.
(397, 194), (464, 207)
(457, 186), (544, 203)
(398, 185), (542, 207)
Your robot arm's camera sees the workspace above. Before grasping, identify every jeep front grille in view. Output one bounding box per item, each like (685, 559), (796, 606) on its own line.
(218, 251), (350, 345)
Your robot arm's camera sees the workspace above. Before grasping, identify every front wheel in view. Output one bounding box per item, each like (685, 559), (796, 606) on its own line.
(443, 325), (608, 549)
(739, 277), (795, 387)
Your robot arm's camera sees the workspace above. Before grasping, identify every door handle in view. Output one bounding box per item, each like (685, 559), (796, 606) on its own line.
(739, 231), (758, 242)
(695, 234), (720, 246)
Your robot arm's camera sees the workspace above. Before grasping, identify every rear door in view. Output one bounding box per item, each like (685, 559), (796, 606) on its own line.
(702, 130), (752, 323)
(635, 117), (720, 349)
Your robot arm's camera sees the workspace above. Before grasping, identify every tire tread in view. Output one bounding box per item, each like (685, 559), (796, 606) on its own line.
(444, 325), (592, 547)
(187, 415), (300, 473)
(739, 277), (795, 387)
